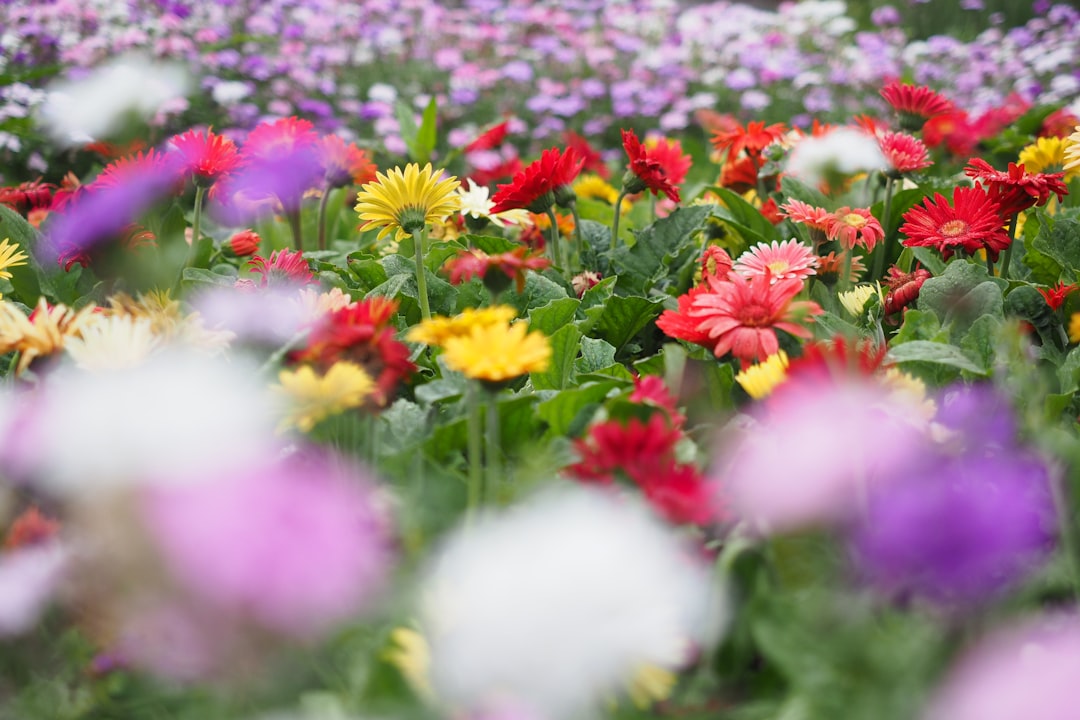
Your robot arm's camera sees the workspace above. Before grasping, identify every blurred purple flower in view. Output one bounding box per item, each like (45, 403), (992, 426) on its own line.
(854, 450), (1055, 603)
(934, 384), (1016, 449)
(142, 448), (393, 638)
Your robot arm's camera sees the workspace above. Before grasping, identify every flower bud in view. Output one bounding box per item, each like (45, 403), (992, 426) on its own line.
(226, 229), (261, 257)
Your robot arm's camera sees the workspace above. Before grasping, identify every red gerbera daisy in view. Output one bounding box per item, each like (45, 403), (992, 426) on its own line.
(657, 284), (716, 349)
(964, 158), (1068, 217)
(1038, 282), (1077, 311)
(619, 129), (681, 203)
(169, 128), (240, 186)
(464, 120), (510, 153)
(226, 229), (261, 257)
(564, 130), (610, 179)
(629, 374), (685, 428)
(443, 245), (550, 294)
(826, 207), (885, 252)
(688, 272), (823, 367)
(246, 248), (316, 287)
(93, 149), (176, 189)
(1040, 108), (1080, 139)
(243, 116), (320, 158)
(290, 297), (415, 405)
(733, 239), (819, 284)
(785, 336), (891, 386)
(879, 131), (932, 175)
(644, 136), (692, 188)
(710, 120), (786, 160)
(318, 135), (377, 189)
(718, 154), (758, 193)
(489, 147), (583, 214)
(883, 266), (932, 315)
(780, 199), (832, 232)
(880, 80), (953, 131)
(567, 413), (682, 484)
(0, 179), (54, 214)
(4, 506), (60, 550)
(899, 186), (1011, 261)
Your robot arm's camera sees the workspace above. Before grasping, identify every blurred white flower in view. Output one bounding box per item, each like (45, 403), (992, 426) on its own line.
(0, 542), (66, 636)
(14, 349), (278, 493)
(39, 54), (191, 145)
(65, 314), (160, 371)
(785, 127), (888, 187)
(211, 80), (252, 106)
(421, 486), (716, 719)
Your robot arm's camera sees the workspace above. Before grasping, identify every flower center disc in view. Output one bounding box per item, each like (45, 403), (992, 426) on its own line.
(940, 219), (968, 237)
(843, 213), (867, 229)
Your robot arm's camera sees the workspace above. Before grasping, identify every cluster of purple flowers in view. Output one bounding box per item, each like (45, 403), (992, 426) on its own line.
(1, 0), (1078, 173)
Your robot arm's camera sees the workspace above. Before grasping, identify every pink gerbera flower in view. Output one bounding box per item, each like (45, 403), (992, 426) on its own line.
(733, 239), (819, 284)
(827, 207), (885, 252)
(879, 131), (932, 175)
(779, 199), (832, 232)
(688, 272), (823, 367)
(246, 248), (316, 287)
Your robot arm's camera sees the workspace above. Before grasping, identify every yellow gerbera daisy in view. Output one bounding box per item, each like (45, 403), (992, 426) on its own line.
(382, 627), (435, 701)
(1065, 126), (1080, 173)
(0, 238), (29, 285)
(442, 320), (550, 382)
(1069, 312), (1080, 345)
(355, 163), (461, 241)
(406, 305), (518, 347)
(574, 174), (620, 205)
(734, 351), (789, 399)
(626, 664), (678, 709)
(1019, 136), (1078, 181)
(0, 297), (96, 375)
(274, 361), (376, 433)
(838, 283), (880, 317)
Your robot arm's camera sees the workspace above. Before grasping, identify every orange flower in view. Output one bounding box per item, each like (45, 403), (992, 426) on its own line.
(711, 120), (786, 160)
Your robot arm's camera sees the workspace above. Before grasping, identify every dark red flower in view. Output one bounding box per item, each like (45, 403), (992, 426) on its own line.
(964, 158), (1068, 217)
(620, 128), (681, 203)
(246, 248), (315, 287)
(1038, 282), (1076, 311)
(899, 186), (1012, 261)
(1040, 108), (1080, 139)
(718, 154), (758, 193)
(567, 413), (682, 483)
(922, 111), (978, 157)
(710, 120), (786, 159)
(489, 147), (583, 214)
(638, 463), (715, 526)
(629, 374), (685, 428)
(290, 297), (414, 405)
(464, 121), (511, 153)
(0, 179), (54, 214)
(644, 136), (692, 188)
(880, 80), (953, 130)
(443, 245), (550, 293)
(564, 130), (610, 179)
(883, 266), (932, 315)
(169, 128), (240, 186)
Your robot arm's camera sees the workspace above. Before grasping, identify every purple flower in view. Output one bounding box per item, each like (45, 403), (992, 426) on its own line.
(871, 5), (901, 25)
(934, 384), (1016, 449)
(142, 449), (393, 638)
(854, 450), (1055, 603)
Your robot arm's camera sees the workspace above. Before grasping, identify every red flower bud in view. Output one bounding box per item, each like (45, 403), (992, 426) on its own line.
(227, 229), (261, 257)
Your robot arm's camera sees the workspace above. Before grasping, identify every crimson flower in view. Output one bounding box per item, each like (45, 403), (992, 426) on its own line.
(93, 149), (180, 190)
(719, 154), (758, 193)
(879, 131), (932, 175)
(443, 245), (550, 293)
(290, 297), (414, 405)
(644, 136), (693, 187)
(564, 130), (610, 179)
(656, 284), (716, 349)
(1038, 282), (1076, 311)
(169, 128), (240, 186)
(883, 266), (932, 315)
(964, 158), (1068, 217)
(3, 506), (60, 550)
(880, 80), (953, 130)
(246, 248), (316, 287)
(1040, 108), (1080, 139)
(710, 120), (786, 160)
(464, 121), (510, 153)
(629, 374), (685, 427)
(688, 272), (823, 367)
(620, 129), (681, 203)
(489, 147), (583, 214)
(899, 186), (1011, 261)
(784, 336), (891, 386)
(0, 179), (54, 215)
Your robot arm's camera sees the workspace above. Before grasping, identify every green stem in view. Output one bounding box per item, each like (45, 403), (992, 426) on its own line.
(998, 213), (1019, 279)
(485, 390), (501, 505)
(286, 210), (304, 252)
(1051, 470), (1080, 600)
(317, 185), (333, 252)
(189, 185), (205, 265)
(985, 250), (995, 276)
(545, 207), (562, 273)
(872, 174), (894, 282)
(610, 190), (628, 253)
(840, 250), (853, 294)
(466, 381), (484, 524)
(412, 226), (431, 321)
(570, 204), (583, 277)
(649, 193), (657, 223)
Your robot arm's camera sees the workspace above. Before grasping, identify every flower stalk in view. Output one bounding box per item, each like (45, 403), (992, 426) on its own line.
(872, 174), (895, 281)
(466, 381), (484, 524)
(317, 184), (333, 252)
(545, 206), (563, 273)
(412, 226), (432, 321)
(611, 189), (628, 253)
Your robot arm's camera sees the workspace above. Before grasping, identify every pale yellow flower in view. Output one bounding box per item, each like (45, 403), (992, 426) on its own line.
(1064, 126), (1080, 173)
(383, 627), (435, 701)
(0, 238), (29, 286)
(64, 314), (159, 371)
(274, 361), (376, 433)
(839, 284), (880, 317)
(0, 297), (96, 375)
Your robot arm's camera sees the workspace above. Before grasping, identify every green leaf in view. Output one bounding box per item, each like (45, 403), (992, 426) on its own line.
(181, 267), (236, 288)
(780, 176), (830, 210)
(425, 239), (467, 273)
(917, 260), (1006, 324)
(349, 256), (389, 290)
(1032, 217), (1080, 283)
(892, 308), (946, 344)
(528, 297), (580, 336)
(0, 204), (41, 304)
(585, 295), (665, 352)
(367, 268), (458, 317)
(886, 340), (988, 375)
(530, 323), (583, 390)
(908, 246), (946, 276)
(959, 314), (1002, 377)
(415, 96), (438, 165)
(505, 270), (569, 315)
(465, 234), (520, 255)
(575, 336), (617, 374)
(706, 186), (777, 242)
(1058, 346), (1080, 395)
(612, 205), (711, 294)
(577, 217), (613, 274)
(536, 381), (620, 436)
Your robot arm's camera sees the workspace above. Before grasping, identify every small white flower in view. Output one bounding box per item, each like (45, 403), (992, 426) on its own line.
(455, 185), (530, 227)
(65, 314), (160, 371)
(785, 127), (888, 187)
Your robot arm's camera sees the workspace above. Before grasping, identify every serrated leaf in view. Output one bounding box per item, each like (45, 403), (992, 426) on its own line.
(530, 323), (583, 391)
(780, 176), (830, 210)
(586, 295), (665, 352)
(465, 234), (520, 255)
(528, 297), (580, 336)
(917, 260), (1006, 321)
(0, 204), (41, 304)
(1058, 346), (1080, 395)
(505, 271), (569, 315)
(575, 336), (617, 374)
(886, 340), (988, 375)
(181, 267), (236, 288)
(1032, 217), (1080, 283)
(908, 246), (946, 275)
(959, 314), (1001, 376)
(612, 205), (711, 293)
(577, 217), (613, 274)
